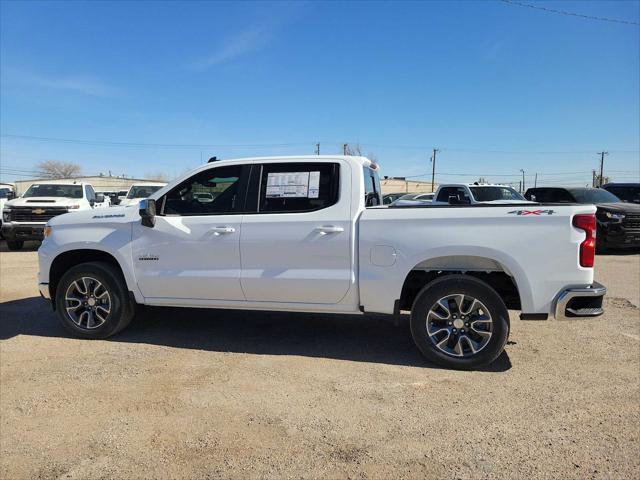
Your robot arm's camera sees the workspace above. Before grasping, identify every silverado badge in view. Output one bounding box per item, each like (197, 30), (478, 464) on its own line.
(32, 208), (46, 215)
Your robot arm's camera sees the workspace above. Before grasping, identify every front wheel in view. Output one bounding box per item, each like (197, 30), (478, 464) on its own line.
(6, 240), (24, 251)
(410, 275), (510, 369)
(55, 261), (136, 339)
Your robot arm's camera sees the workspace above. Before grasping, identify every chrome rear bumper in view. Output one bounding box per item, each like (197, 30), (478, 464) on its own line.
(554, 282), (606, 320)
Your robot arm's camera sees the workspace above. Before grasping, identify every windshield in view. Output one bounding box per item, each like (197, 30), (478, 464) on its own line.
(470, 186), (524, 202)
(604, 186), (640, 203)
(127, 185), (163, 199)
(569, 188), (620, 204)
(23, 184), (83, 198)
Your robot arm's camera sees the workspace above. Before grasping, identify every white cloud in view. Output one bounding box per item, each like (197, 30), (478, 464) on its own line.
(191, 27), (271, 70)
(3, 67), (116, 97)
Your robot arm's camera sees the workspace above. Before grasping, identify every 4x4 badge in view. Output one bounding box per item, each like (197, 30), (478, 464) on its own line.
(508, 209), (555, 216)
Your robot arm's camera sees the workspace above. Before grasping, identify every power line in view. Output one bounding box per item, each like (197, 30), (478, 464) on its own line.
(1, 134), (312, 149)
(3, 134), (639, 155)
(500, 0), (640, 27)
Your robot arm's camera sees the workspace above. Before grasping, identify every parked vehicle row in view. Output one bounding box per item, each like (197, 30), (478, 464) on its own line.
(524, 186), (640, 251)
(37, 155), (606, 369)
(1, 181), (167, 250)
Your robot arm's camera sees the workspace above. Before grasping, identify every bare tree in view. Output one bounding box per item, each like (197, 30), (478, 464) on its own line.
(145, 171), (170, 182)
(36, 160), (82, 179)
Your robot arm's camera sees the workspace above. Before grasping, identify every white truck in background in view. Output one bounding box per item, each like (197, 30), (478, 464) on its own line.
(431, 183), (533, 205)
(2, 182), (106, 250)
(37, 156), (605, 369)
(118, 183), (167, 207)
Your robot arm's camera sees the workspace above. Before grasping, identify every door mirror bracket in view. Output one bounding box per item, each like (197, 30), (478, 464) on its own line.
(139, 198), (156, 228)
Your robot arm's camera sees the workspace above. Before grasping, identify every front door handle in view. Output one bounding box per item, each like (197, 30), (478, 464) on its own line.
(315, 225), (344, 235)
(209, 226), (236, 235)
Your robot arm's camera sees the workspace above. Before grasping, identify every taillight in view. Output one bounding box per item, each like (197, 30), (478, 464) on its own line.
(573, 214), (596, 268)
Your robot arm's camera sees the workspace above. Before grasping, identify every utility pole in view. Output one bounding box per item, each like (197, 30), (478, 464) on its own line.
(343, 143), (348, 155)
(592, 170), (596, 187)
(315, 143), (320, 155)
(597, 151), (608, 187)
(534, 172), (537, 188)
(431, 148), (439, 192)
(520, 169), (525, 192)
(519, 180), (522, 193)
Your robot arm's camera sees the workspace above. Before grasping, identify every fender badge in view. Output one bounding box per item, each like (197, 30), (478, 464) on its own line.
(138, 255), (159, 261)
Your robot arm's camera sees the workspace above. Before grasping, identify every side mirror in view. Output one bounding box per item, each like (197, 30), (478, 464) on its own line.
(89, 199), (95, 207)
(139, 198), (156, 228)
(95, 194), (105, 203)
(7, 191), (16, 200)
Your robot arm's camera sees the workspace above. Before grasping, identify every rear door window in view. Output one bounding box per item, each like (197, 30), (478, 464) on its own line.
(255, 162), (340, 213)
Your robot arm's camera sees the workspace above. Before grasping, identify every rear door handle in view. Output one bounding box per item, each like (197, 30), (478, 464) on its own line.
(209, 226), (236, 235)
(315, 225), (344, 235)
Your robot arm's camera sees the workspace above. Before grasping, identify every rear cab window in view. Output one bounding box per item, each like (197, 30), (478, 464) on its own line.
(363, 166), (382, 207)
(436, 187), (470, 203)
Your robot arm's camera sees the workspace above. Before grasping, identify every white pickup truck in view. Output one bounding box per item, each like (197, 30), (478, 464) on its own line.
(37, 156), (606, 369)
(432, 183), (532, 205)
(2, 182), (106, 250)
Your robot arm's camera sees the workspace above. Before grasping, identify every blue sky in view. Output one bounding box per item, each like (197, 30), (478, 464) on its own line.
(1, 0), (639, 187)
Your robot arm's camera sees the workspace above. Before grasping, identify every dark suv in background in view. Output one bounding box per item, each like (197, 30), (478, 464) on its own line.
(601, 183), (640, 204)
(524, 187), (640, 252)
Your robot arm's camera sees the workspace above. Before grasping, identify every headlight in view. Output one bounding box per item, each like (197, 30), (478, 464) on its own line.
(2, 209), (10, 222)
(66, 205), (80, 210)
(604, 211), (625, 220)
(43, 226), (53, 238)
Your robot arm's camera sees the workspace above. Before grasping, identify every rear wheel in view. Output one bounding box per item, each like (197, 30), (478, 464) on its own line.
(55, 261), (136, 338)
(6, 240), (24, 251)
(410, 275), (509, 369)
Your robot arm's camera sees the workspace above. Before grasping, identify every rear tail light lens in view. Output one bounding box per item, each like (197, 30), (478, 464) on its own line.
(573, 214), (596, 268)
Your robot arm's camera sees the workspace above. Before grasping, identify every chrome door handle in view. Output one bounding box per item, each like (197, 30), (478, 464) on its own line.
(315, 225), (344, 235)
(209, 226), (235, 235)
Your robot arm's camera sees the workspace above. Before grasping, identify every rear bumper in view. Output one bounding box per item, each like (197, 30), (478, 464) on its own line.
(554, 282), (606, 320)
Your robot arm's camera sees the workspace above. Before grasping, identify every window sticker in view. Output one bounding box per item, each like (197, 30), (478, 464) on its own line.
(266, 171), (320, 198)
(308, 171), (320, 198)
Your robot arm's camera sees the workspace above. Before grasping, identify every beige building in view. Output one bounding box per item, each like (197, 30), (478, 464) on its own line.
(380, 177), (437, 195)
(13, 176), (165, 195)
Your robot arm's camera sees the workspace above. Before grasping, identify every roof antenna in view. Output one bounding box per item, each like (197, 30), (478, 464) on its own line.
(208, 156), (219, 163)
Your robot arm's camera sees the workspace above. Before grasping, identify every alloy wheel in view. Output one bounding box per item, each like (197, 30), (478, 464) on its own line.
(426, 293), (493, 357)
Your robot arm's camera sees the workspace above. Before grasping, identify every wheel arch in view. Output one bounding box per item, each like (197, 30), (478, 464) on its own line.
(49, 249), (135, 306)
(398, 254), (524, 312)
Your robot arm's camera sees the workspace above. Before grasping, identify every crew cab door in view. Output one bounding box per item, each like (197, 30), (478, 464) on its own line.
(131, 164), (248, 301)
(240, 161), (353, 304)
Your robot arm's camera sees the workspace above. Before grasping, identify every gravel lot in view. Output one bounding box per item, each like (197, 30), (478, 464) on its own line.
(1, 242), (639, 479)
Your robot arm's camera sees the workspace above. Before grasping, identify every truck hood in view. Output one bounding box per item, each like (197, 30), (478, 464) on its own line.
(4, 197), (83, 208)
(480, 200), (536, 205)
(48, 204), (140, 226)
(596, 202), (640, 214)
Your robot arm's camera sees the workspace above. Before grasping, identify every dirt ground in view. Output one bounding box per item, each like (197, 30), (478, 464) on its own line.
(1, 242), (639, 479)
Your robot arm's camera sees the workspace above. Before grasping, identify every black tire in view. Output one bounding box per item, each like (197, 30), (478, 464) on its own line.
(55, 261), (136, 339)
(410, 275), (510, 370)
(6, 240), (24, 251)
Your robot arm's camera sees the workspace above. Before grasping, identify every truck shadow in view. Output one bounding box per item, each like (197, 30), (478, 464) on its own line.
(0, 296), (512, 372)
